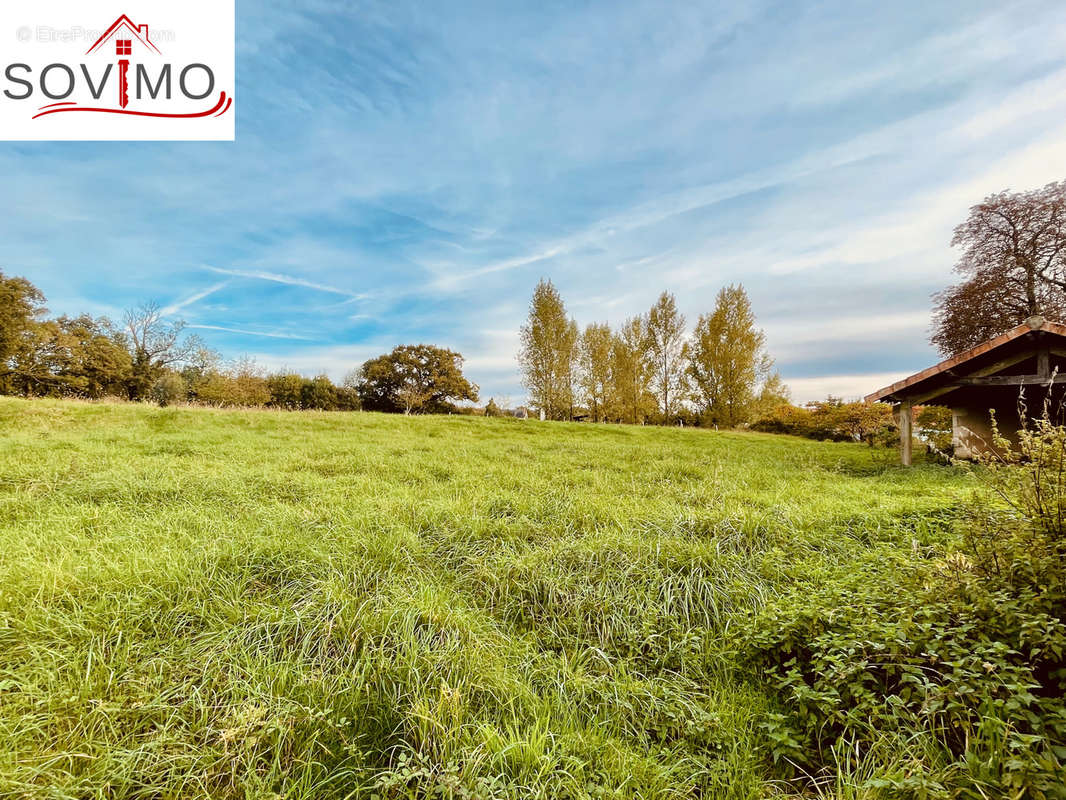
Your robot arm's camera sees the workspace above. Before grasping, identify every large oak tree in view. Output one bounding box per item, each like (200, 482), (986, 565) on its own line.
(356, 344), (478, 414)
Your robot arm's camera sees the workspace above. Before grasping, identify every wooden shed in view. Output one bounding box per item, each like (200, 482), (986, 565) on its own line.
(866, 316), (1066, 465)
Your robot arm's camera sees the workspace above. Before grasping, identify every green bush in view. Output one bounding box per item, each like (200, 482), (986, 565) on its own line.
(266, 372), (304, 409)
(745, 556), (1066, 796)
(191, 359), (272, 408)
(149, 372), (186, 407)
(751, 398), (897, 445)
(742, 410), (1066, 797)
(749, 403), (814, 436)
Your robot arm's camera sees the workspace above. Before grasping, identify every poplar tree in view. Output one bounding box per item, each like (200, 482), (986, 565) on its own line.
(579, 322), (613, 422)
(687, 284), (771, 427)
(518, 279), (578, 420)
(644, 291), (688, 423)
(610, 316), (654, 424)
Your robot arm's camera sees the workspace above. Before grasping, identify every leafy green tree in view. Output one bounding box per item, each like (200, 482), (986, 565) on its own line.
(190, 370), (228, 406)
(5, 320), (57, 396)
(750, 372), (791, 422)
(334, 385), (362, 411)
(829, 400), (897, 446)
(484, 398), (504, 417)
(149, 372), (187, 406)
(41, 315), (132, 397)
(578, 322), (613, 422)
(753, 397), (896, 445)
(610, 316), (655, 424)
(687, 285), (770, 427)
(181, 347), (222, 400)
(0, 272), (131, 398)
(0, 270), (47, 394)
(749, 402), (814, 436)
(334, 368), (363, 410)
(79, 318), (133, 397)
(267, 372), (305, 409)
(356, 345), (478, 414)
(228, 358), (271, 407)
(518, 280), (578, 420)
(302, 374), (337, 410)
(644, 291), (688, 423)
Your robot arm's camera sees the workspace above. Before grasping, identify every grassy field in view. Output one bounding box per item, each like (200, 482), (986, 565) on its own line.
(0, 397), (973, 799)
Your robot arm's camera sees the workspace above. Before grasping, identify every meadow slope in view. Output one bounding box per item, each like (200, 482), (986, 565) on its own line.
(0, 398), (971, 798)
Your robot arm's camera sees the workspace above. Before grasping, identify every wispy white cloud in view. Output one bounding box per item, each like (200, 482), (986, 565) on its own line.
(187, 324), (315, 340)
(6, 0), (1066, 406)
(205, 266), (369, 300)
(160, 281), (231, 316)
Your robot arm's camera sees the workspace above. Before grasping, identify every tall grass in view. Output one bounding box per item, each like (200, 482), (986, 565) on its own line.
(0, 397), (969, 798)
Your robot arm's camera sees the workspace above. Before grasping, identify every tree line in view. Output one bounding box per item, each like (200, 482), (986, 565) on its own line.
(517, 280), (790, 426)
(0, 273), (478, 413)
(9, 177), (1052, 424)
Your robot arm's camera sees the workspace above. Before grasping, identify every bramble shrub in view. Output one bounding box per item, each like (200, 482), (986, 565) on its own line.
(743, 408), (1066, 798)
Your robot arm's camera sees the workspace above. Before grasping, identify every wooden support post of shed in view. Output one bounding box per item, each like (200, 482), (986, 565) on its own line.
(1038, 347), (1050, 380)
(899, 402), (913, 466)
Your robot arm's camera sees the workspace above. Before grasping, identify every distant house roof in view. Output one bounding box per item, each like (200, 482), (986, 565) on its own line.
(866, 316), (1066, 404)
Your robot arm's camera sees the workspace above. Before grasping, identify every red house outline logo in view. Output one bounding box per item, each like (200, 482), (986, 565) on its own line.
(85, 15), (161, 109)
(86, 15), (162, 56)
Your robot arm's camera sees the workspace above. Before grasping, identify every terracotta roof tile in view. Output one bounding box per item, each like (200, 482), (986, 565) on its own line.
(865, 319), (1066, 403)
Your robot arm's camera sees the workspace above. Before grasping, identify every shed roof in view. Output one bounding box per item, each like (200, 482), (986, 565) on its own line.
(866, 316), (1066, 404)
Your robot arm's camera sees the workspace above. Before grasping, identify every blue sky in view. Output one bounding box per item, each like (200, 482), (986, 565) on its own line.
(4, 0), (1066, 403)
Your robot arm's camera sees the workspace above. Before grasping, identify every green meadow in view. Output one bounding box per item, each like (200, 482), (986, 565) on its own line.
(0, 397), (974, 798)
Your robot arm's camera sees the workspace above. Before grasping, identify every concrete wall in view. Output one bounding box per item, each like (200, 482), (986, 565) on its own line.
(952, 401), (1025, 459)
(951, 381), (1066, 458)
